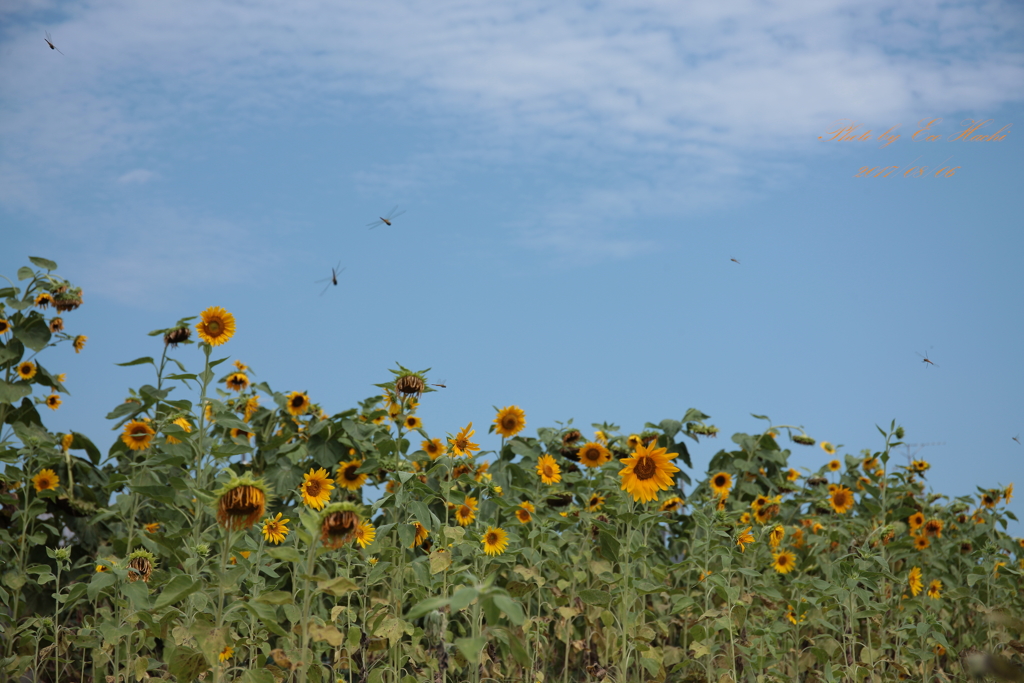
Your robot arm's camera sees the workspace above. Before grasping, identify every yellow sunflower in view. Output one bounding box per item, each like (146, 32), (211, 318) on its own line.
(618, 442), (680, 504)
(520, 500), (536, 513)
(411, 522), (430, 547)
(594, 430), (607, 444)
(587, 493), (605, 512)
(709, 472), (732, 499)
(536, 454), (561, 485)
(422, 438), (444, 459)
(95, 564), (109, 573)
(827, 460), (841, 472)
(121, 420), (156, 451)
(907, 566), (923, 596)
(17, 361), (36, 381)
(49, 317), (63, 333)
(300, 468), (335, 510)
(243, 396), (260, 421)
(751, 495), (769, 512)
(927, 579), (942, 600)
(32, 469), (60, 492)
(61, 433), (73, 452)
(353, 521), (376, 549)
(627, 434), (642, 449)
(913, 533), (930, 551)
(659, 496), (684, 513)
(862, 457), (879, 471)
(924, 519), (943, 538)
(785, 605), (806, 625)
(908, 512), (925, 530)
(577, 442), (611, 468)
(286, 391), (310, 416)
(493, 405), (526, 438)
(165, 416), (193, 444)
(482, 526), (509, 556)
(820, 441), (836, 455)
(336, 460), (368, 490)
(225, 373), (249, 391)
(196, 307), (236, 346)
(515, 508), (532, 524)
(455, 496), (478, 526)
(262, 512), (290, 544)
(786, 468), (800, 482)
(772, 550), (797, 574)
(404, 415), (422, 430)
(910, 459), (930, 473)
(0, 319), (10, 334)
(143, 522), (161, 533)
(230, 427), (251, 441)
(219, 646), (234, 662)
(34, 292), (53, 308)
(769, 525), (785, 549)
(73, 335), (87, 353)
(45, 394), (62, 410)
(736, 526), (755, 553)
(449, 423), (481, 457)
(1005, 483), (1013, 503)
(829, 486), (854, 514)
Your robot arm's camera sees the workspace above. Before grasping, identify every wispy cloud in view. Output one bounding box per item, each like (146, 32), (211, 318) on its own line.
(117, 169), (156, 184)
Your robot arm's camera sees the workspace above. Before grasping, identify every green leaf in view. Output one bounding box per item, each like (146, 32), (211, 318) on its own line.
(122, 580), (150, 609)
(115, 357), (155, 367)
(455, 636), (487, 664)
(492, 594), (525, 624)
(153, 575), (202, 610)
(598, 531), (620, 561)
(17, 267), (33, 281)
(168, 646), (209, 681)
(28, 257), (57, 271)
(405, 596), (450, 621)
(13, 316), (50, 352)
(240, 671), (275, 683)
(317, 576), (358, 597)
(0, 380), (32, 405)
(578, 589), (612, 606)
(266, 546), (302, 563)
(449, 586), (478, 611)
(255, 590), (295, 605)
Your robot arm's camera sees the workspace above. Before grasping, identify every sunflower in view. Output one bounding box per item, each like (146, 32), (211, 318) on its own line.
(121, 420), (156, 451)
(791, 527), (806, 549)
(785, 605), (806, 625)
(0, 319), (10, 334)
(923, 519), (943, 538)
(17, 361), (36, 381)
(73, 335), (87, 353)
(95, 564), (109, 573)
(709, 472), (733, 499)
(1005, 483), (1013, 503)
(215, 474), (270, 530)
(827, 460), (841, 472)
(587, 493), (605, 512)
(225, 373), (249, 391)
(449, 423), (481, 457)
(286, 391), (310, 416)
(862, 457), (879, 471)
(474, 461), (490, 482)
(44, 394), (62, 410)
(736, 526), (755, 553)
(618, 442), (680, 504)
(594, 430), (607, 444)
(230, 427), (251, 441)
(659, 496), (685, 513)
(32, 469), (60, 492)
(910, 459), (930, 473)
(482, 527), (509, 556)
(404, 415), (422, 430)
(49, 317), (64, 333)
(739, 512), (751, 525)
(769, 525), (785, 549)
(772, 550), (797, 574)
(577, 442), (611, 468)
(751, 495), (770, 512)
(353, 521), (376, 549)
(219, 646), (233, 662)
(981, 492), (999, 509)
(927, 579), (942, 600)
(451, 463), (472, 480)
(196, 307), (235, 346)
(455, 496), (478, 526)
(913, 534), (930, 551)
(515, 508), (532, 524)
(34, 292), (53, 308)
(820, 441), (836, 455)
(300, 468), (335, 510)
(908, 512), (925, 530)
(165, 417), (193, 444)
(829, 486), (854, 514)
(786, 469), (800, 482)
(421, 438), (444, 460)
(411, 522), (430, 547)
(493, 406), (526, 438)
(126, 549), (156, 583)
(520, 500), (536, 513)
(262, 512), (290, 544)
(335, 460), (368, 490)
(143, 522), (161, 533)
(61, 433), (73, 452)
(319, 502), (363, 548)
(754, 505), (775, 525)
(536, 454), (562, 485)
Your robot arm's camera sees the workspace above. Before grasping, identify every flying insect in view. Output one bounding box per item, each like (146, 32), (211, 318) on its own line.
(431, 380), (447, 389)
(44, 31), (65, 55)
(366, 205), (406, 230)
(916, 352), (938, 367)
(315, 262), (345, 296)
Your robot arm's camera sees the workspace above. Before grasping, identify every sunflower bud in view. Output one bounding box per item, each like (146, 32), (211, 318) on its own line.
(792, 435), (816, 446)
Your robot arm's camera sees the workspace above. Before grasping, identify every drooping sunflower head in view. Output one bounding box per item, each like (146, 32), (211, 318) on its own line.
(196, 306), (236, 346)
(395, 372), (426, 399)
(34, 292), (53, 308)
(300, 468), (335, 510)
(262, 512), (290, 544)
(32, 468), (60, 493)
(577, 442), (611, 468)
(659, 496), (685, 513)
(49, 317), (64, 333)
(17, 361), (37, 381)
(72, 335), (87, 353)
(285, 391), (310, 416)
(121, 420), (156, 451)
(164, 325), (192, 347)
(225, 373), (249, 392)
(618, 442), (680, 504)
(772, 550), (797, 574)
(792, 434), (815, 446)
(126, 549), (156, 583)
(214, 473), (271, 531)
(422, 438), (444, 460)
(319, 501), (364, 549)
(336, 460), (368, 491)
(493, 405), (526, 438)
(709, 472), (733, 499)
(411, 521), (430, 547)
(482, 526), (509, 556)
(455, 496), (478, 526)
(536, 454), (562, 485)
(829, 486), (854, 514)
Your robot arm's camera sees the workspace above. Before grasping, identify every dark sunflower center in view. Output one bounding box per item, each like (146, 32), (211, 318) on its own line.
(291, 396), (304, 408)
(344, 466), (360, 481)
(486, 532), (498, 544)
(714, 475), (727, 487)
(502, 417), (517, 430)
(778, 556), (789, 566)
(306, 481), (322, 496)
(208, 321), (221, 333)
(634, 456), (657, 481)
(582, 449), (598, 462)
(543, 465), (553, 477)
(459, 505), (470, 517)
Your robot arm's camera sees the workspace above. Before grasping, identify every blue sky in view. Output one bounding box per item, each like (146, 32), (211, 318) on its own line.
(2, 0), (1022, 528)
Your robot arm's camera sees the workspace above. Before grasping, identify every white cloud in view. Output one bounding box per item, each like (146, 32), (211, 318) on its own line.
(117, 169), (156, 184)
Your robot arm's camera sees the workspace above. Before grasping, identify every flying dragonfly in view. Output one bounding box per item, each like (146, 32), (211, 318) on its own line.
(366, 205), (406, 230)
(730, 258), (740, 264)
(430, 379), (447, 389)
(44, 31), (65, 55)
(315, 262), (345, 296)
(916, 351), (938, 367)
(1014, 435), (1021, 445)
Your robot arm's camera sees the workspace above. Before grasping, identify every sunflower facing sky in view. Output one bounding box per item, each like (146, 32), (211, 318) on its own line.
(482, 526), (509, 556)
(449, 423), (481, 457)
(300, 468), (335, 510)
(536, 454), (562, 485)
(618, 442), (680, 504)
(262, 513), (290, 544)
(493, 406), (526, 438)
(577, 442), (611, 468)
(196, 306), (235, 346)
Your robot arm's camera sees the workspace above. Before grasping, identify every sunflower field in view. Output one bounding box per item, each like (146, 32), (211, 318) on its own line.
(1, 256), (1023, 683)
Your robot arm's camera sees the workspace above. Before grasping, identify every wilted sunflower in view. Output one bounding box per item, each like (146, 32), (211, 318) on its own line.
(319, 502), (363, 549)
(411, 522), (430, 547)
(0, 319), (10, 335)
(536, 454), (561, 485)
(772, 550), (797, 574)
(422, 438), (444, 459)
(353, 521), (376, 549)
(164, 325), (191, 347)
(659, 496), (684, 513)
(17, 361), (36, 381)
(619, 442), (680, 504)
(165, 416), (192, 444)
(769, 525), (785, 549)
(820, 441), (836, 455)
(49, 317), (64, 333)
(577, 442), (611, 468)
(286, 391), (310, 416)
(262, 512), (290, 544)
(215, 473), (270, 530)
(493, 406), (526, 438)
(126, 549), (156, 583)
(792, 434), (815, 446)
(827, 460), (841, 472)
(455, 496), (478, 526)
(785, 605), (806, 625)
(927, 579), (942, 600)
(829, 486), (854, 514)
(225, 373), (249, 391)
(451, 463), (472, 480)
(73, 335), (87, 353)
(45, 394), (62, 410)
(924, 519), (943, 538)
(449, 423), (480, 457)
(336, 460), (368, 490)
(300, 468), (335, 510)
(32, 469), (60, 492)
(482, 526), (509, 556)
(736, 526), (755, 553)
(196, 306), (235, 346)
(34, 292), (53, 308)
(121, 420), (156, 451)
(404, 415), (422, 430)
(710, 472), (733, 499)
